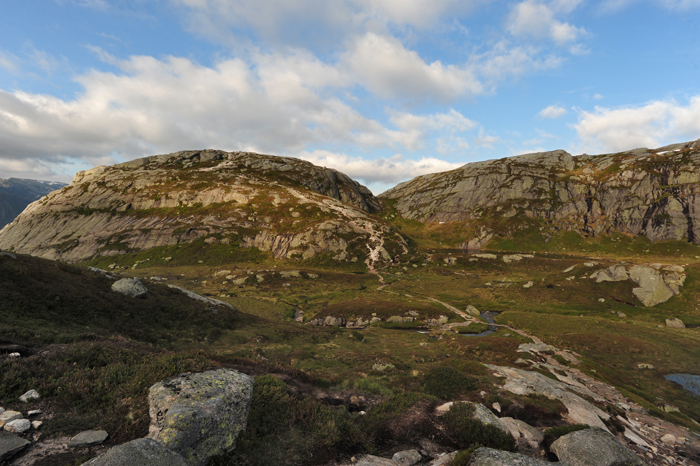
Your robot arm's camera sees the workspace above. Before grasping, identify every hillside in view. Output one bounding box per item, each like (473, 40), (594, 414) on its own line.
(0, 178), (66, 229)
(0, 150), (405, 268)
(380, 139), (700, 249)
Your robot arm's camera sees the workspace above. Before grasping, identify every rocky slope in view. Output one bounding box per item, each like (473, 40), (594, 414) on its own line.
(0, 150), (406, 267)
(380, 139), (700, 246)
(0, 178), (66, 229)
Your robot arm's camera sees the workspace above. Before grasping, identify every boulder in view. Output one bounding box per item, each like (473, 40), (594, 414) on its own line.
(0, 411), (22, 426)
(68, 430), (109, 447)
(83, 438), (189, 466)
(628, 266), (675, 307)
(665, 318), (685, 328)
(430, 452), (457, 466)
(0, 431), (30, 462)
(466, 305), (480, 316)
(355, 454), (398, 466)
(590, 266), (629, 283)
(499, 417), (544, 449)
(148, 368), (254, 466)
(437, 402), (509, 434)
(392, 449), (422, 466)
(468, 447), (562, 465)
(19, 389), (40, 402)
(550, 427), (645, 466)
(4, 419), (30, 434)
(111, 278), (148, 298)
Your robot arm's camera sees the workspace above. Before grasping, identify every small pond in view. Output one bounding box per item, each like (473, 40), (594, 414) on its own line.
(461, 311), (500, 338)
(664, 373), (700, 397)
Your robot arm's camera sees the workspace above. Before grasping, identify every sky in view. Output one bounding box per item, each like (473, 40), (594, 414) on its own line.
(0, 1), (699, 194)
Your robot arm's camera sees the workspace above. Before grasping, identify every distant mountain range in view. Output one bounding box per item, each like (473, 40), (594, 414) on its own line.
(0, 178), (66, 229)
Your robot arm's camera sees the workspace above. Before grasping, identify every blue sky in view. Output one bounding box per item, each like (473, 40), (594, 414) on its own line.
(1, 0), (699, 193)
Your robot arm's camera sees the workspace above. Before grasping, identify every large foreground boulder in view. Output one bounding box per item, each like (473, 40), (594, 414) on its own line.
(0, 431), (30, 462)
(468, 447), (565, 465)
(148, 368), (254, 466)
(83, 438), (189, 466)
(550, 427), (645, 466)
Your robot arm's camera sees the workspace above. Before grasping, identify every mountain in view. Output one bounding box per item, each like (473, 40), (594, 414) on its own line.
(0, 178), (66, 229)
(380, 139), (700, 248)
(0, 150), (406, 267)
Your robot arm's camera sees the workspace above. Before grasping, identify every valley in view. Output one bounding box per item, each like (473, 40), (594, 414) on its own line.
(1, 144), (700, 466)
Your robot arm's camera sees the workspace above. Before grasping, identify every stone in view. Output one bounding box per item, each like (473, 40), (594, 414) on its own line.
(0, 431), (30, 462)
(430, 452), (457, 466)
(551, 427), (645, 466)
(355, 454), (398, 466)
(665, 318), (685, 328)
(0, 411), (22, 425)
(629, 265), (675, 307)
(523, 281), (534, 288)
(468, 447), (559, 465)
(68, 430), (109, 447)
(636, 364), (654, 370)
(503, 254), (524, 263)
(27, 410), (42, 416)
(19, 389), (39, 403)
(517, 343), (556, 354)
(660, 434), (676, 445)
(617, 311), (626, 318)
(111, 278), (148, 298)
(473, 253), (497, 259)
(82, 438), (189, 466)
(515, 358), (529, 365)
(148, 368), (254, 466)
(590, 265), (629, 283)
(492, 402), (501, 413)
(4, 419), (31, 434)
(31, 421), (42, 429)
(499, 417), (544, 449)
(465, 305), (480, 316)
(437, 402), (509, 434)
(391, 449), (422, 466)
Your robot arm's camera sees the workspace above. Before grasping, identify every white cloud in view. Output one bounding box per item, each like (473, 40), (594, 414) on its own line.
(507, 0), (586, 44)
(475, 41), (562, 85)
(574, 97), (700, 152)
(387, 108), (477, 150)
(600, 0), (700, 12)
(297, 150), (462, 188)
(345, 33), (482, 102)
(0, 50), (19, 72)
(538, 104), (568, 119)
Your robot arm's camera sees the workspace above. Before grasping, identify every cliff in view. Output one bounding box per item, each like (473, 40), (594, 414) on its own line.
(380, 139), (700, 245)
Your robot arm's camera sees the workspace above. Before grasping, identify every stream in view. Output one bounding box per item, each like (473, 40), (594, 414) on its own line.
(461, 311), (500, 337)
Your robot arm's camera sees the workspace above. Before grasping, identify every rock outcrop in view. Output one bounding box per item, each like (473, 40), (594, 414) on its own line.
(0, 150), (406, 268)
(147, 368), (253, 466)
(380, 140), (700, 245)
(550, 427), (645, 466)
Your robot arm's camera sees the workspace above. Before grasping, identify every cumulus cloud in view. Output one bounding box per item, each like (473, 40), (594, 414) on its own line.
(345, 33), (482, 102)
(538, 104), (568, 119)
(507, 0), (586, 44)
(297, 150), (462, 188)
(574, 97), (700, 152)
(475, 41), (562, 85)
(600, 0), (700, 12)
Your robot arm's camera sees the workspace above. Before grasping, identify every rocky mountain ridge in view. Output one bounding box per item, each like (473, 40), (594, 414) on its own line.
(0, 178), (66, 229)
(380, 139), (700, 246)
(0, 150), (405, 267)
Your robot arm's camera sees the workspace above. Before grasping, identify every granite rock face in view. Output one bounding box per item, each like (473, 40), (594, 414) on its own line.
(380, 140), (700, 245)
(148, 368), (254, 466)
(550, 427), (645, 466)
(0, 150), (405, 269)
(83, 438), (189, 466)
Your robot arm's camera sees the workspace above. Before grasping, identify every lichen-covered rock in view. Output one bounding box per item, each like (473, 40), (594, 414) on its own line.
(550, 427), (645, 466)
(148, 368), (254, 466)
(468, 447), (565, 465)
(112, 278), (148, 298)
(83, 438), (189, 466)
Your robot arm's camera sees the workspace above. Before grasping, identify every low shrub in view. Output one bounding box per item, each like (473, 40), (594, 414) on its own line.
(423, 366), (477, 400)
(443, 403), (516, 451)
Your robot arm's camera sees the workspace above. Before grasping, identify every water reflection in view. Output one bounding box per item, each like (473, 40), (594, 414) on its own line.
(665, 373), (700, 396)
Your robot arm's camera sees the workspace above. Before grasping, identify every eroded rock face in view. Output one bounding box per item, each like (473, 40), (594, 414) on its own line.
(550, 427), (645, 466)
(380, 140), (700, 245)
(0, 150), (405, 269)
(147, 368), (253, 466)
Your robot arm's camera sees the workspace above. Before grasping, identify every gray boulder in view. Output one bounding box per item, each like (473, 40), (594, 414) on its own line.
(112, 278), (148, 298)
(392, 449), (422, 466)
(83, 438), (189, 466)
(19, 389), (40, 402)
(68, 430), (109, 447)
(0, 431), (30, 462)
(590, 266), (629, 283)
(355, 455), (398, 466)
(550, 427), (645, 466)
(468, 447), (565, 465)
(148, 368), (254, 466)
(4, 419), (31, 434)
(665, 318), (686, 328)
(628, 266), (675, 307)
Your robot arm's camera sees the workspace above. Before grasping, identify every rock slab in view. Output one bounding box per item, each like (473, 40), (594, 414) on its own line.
(68, 430), (109, 447)
(83, 438), (189, 466)
(0, 431), (30, 462)
(112, 278), (148, 298)
(550, 427), (645, 466)
(148, 368), (254, 466)
(468, 447), (564, 465)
